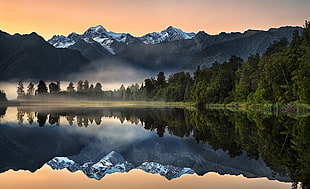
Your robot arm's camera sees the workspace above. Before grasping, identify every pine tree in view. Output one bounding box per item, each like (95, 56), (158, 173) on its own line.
(67, 82), (75, 92)
(77, 80), (83, 92)
(155, 72), (167, 88)
(94, 82), (102, 92)
(27, 82), (35, 96)
(17, 81), (25, 96)
(83, 80), (89, 91)
(37, 80), (48, 95)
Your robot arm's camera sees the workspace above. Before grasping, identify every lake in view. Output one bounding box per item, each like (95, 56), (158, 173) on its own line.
(0, 105), (308, 189)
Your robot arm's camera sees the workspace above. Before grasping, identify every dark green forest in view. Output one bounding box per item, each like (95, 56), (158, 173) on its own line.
(15, 21), (309, 107)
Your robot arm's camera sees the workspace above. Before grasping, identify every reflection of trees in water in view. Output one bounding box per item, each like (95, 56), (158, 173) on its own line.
(37, 112), (48, 127)
(26, 112), (34, 125)
(0, 107), (7, 119)
(17, 110), (25, 124)
(13, 107), (309, 188)
(94, 116), (101, 125)
(49, 113), (60, 125)
(66, 115), (74, 125)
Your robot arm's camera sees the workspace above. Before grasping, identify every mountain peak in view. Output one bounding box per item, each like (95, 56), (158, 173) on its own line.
(166, 25), (177, 31)
(83, 25), (109, 38)
(88, 25), (107, 33)
(49, 25), (133, 54)
(139, 26), (195, 44)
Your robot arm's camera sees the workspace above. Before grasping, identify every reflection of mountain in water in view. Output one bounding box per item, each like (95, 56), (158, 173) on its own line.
(48, 152), (195, 180)
(1, 106), (308, 186)
(47, 134), (289, 181)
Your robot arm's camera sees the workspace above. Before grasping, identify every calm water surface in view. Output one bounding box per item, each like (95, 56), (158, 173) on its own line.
(0, 106), (308, 189)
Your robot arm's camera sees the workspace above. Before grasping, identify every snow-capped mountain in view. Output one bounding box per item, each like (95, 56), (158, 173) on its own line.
(47, 151), (194, 180)
(48, 25), (195, 54)
(48, 25), (137, 54)
(48, 35), (75, 48)
(137, 162), (195, 180)
(139, 26), (196, 44)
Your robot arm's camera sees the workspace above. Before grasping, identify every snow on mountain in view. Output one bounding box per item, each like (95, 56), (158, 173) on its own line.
(48, 151), (134, 180)
(48, 25), (136, 54)
(48, 35), (75, 48)
(139, 26), (196, 44)
(137, 162), (195, 180)
(47, 151), (194, 180)
(48, 25), (196, 54)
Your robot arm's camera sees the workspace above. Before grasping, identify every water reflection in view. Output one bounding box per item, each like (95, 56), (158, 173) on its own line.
(0, 106), (309, 188)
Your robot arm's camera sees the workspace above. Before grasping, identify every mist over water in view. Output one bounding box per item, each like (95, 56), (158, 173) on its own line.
(0, 60), (159, 100)
(68, 59), (154, 85)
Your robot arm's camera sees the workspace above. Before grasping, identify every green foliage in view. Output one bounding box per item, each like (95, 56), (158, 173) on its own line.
(234, 54), (260, 102)
(190, 56), (243, 104)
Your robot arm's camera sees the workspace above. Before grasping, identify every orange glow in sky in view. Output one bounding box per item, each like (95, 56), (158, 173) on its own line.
(0, 165), (291, 189)
(0, 0), (309, 39)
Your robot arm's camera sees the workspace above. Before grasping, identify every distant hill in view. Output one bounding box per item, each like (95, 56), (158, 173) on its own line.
(183, 26), (303, 69)
(115, 26), (302, 72)
(0, 31), (91, 81)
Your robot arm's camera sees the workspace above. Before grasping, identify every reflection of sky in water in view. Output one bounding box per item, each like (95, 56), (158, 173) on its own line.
(0, 166), (291, 189)
(0, 107), (18, 123)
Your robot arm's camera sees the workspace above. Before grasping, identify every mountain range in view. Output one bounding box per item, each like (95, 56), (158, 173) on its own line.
(0, 25), (303, 81)
(46, 134), (290, 182)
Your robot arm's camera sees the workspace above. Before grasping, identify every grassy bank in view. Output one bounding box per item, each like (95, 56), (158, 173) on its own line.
(4, 99), (309, 115)
(9, 99), (195, 108)
(224, 102), (310, 114)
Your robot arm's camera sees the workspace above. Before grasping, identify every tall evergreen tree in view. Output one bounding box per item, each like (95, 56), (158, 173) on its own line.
(49, 82), (60, 94)
(89, 84), (94, 91)
(17, 81), (25, 96)
(27, 82), (35, 96)
(83, 80), (89, 91)
(77, 80), (83, 92)
(67, 82), (75, 92)
(155, 72), (167, 88)
(94, 82), (102, 92)
(37, 80), (48, 95)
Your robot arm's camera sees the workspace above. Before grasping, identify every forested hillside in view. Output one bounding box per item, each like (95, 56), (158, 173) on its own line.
(138, 21), (310, 105)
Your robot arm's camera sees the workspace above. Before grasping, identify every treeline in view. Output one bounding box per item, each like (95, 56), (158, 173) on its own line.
(17, 79), (141, 101)
(17, 21), (310, 104)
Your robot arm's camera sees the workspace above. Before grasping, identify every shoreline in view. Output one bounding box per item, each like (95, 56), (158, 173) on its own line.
(1, 99), (309, 115)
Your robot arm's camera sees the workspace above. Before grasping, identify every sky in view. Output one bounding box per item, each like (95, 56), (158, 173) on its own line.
(0, 0), (309, 40)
